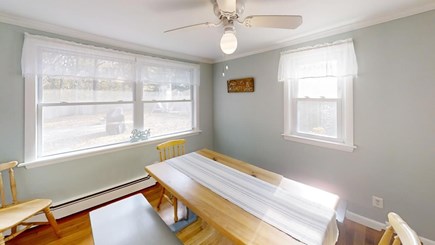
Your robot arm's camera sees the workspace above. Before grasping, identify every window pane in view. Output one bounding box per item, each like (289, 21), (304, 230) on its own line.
(296, 101), (337, 138)
(41, 76), (133, 103)
(297, 77), (338, 98)
(41, 104), (133, 156)
(143, 102), (192, 137)
(143, 83), (191, 101)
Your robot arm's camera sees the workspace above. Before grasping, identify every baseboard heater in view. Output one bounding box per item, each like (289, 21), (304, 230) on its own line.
(29, 176), (156, 223)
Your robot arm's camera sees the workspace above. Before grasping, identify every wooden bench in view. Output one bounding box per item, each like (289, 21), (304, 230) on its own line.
(90, 194), (182, 245)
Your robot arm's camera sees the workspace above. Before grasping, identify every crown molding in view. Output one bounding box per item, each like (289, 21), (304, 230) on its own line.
(0, 2), (434, 64)
(0, 12), (214, 64)
(214, 3), (435, 63)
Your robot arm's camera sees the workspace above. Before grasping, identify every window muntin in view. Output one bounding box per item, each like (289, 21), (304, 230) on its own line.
(23, 34), (200, 161)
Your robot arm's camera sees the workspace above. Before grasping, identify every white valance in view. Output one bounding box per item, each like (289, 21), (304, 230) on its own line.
(21, 33), (200, 85)
(138, 58), (200, 86)
(22, 33), (136, 81)
(278, 39), (358, 82)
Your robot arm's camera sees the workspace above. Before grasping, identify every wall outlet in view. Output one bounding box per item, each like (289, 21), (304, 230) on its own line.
(372, 196), (384, 208)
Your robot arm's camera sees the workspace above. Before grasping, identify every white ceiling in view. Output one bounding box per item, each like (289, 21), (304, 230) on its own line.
(0, 0), (434, 63)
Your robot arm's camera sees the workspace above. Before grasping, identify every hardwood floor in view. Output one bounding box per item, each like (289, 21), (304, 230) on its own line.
(337, 219), (383, 245)
(6, 184), (383, 245)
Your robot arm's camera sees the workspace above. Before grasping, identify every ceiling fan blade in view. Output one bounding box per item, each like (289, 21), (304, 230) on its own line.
(164, 22), (222, 33)
(242, 15), (303, 29)
(216, 0), (236, 13)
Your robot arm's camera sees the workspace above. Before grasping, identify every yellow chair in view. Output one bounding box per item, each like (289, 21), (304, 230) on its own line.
(156, 139), (185, 222)
(0, 161), (60, 244)
(378, 212), (421, 245)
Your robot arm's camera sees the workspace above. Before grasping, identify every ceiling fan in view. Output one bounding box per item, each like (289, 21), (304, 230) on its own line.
(164, 0), (303, 55)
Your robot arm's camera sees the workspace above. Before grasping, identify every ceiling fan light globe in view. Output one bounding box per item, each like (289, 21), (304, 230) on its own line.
(220, 32), (238, 54)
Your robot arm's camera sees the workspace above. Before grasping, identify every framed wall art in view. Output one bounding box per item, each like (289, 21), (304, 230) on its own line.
(227, 77), (254, 93)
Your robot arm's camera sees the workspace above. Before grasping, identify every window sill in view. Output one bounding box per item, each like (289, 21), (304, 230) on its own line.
(282, 134), (356, 152)
(19, 130), (202, 169)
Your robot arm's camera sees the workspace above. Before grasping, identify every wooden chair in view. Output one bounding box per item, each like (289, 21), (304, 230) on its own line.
(378, 212), (421, 245)
(156, 139), (185, 222)
(0, 161), (60, 244)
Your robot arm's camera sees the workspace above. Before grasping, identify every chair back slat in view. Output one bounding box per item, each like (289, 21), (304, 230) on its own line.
(9, 168), (17, 204)
(392, 237), (401, 245)
(0, 161), (18, 208)
(378, 226), (394, 245)
(156, 139), (186, 161)
(0, 172), (5, 208)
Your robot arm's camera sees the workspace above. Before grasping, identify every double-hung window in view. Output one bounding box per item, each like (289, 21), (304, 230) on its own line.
(138, 61), (197, 137)
(278, 39), (358, 152)
(22, 34), (200, 163)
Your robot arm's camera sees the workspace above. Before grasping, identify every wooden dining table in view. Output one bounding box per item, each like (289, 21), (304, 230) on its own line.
(145, 148), (340, 245)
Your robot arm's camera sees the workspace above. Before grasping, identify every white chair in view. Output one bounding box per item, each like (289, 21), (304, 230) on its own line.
(378, 212), (421, 245)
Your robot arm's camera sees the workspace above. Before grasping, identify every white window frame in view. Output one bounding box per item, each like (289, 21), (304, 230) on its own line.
(279, 39), (357, 152)
(137, 60), (200, 139)
(23, 80), (200, 168)
(283, 76), (355, 152)
(22, 35), (201, 167)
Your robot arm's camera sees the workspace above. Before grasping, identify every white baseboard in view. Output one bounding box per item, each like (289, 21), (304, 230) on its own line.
(346, 211), (435, 245)
(345, 211), (386, 231)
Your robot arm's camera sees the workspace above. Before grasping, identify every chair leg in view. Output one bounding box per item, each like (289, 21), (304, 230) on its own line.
(157, 187), (166, 211)
(173, 197), (178, 222)
(0, 232), (4, 245)
(43, 207), (61, 238)
(11, 226), (17, 235)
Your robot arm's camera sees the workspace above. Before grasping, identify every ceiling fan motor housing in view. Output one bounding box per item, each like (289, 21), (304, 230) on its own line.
(213, 0), (244, 21)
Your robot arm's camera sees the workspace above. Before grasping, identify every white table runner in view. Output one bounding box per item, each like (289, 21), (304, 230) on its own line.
(166, 152), (338, 245)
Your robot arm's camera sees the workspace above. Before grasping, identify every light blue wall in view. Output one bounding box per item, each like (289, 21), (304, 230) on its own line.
(213, 11), (435, 239)
(0, 22), (213, 203)
(1, 9), (434, 241)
